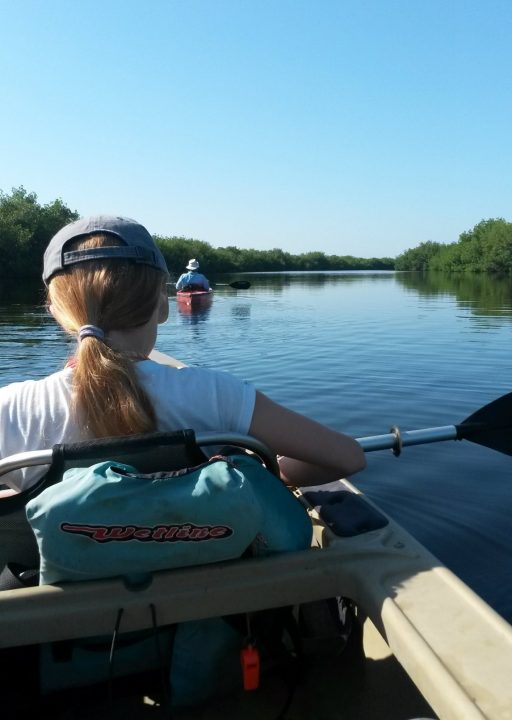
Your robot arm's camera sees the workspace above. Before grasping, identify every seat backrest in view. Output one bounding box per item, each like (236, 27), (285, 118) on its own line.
(0, 430), (212, 571)
(0, 431), (302, 710)
(0, 430), (283, 574)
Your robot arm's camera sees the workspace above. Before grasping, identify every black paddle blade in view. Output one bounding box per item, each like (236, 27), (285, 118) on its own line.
(457, 391), (512, 456)
(229, 281), (251, 289)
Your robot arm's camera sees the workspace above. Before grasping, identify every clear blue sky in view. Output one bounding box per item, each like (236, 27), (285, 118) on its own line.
(1, 0), (511, 258)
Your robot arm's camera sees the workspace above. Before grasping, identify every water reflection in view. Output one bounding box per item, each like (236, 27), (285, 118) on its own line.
(396, 271), (512, 321)
(230, 304), (251, 320)
(0, 279), (45, 305)
(214, 271), (512, 324)
(214, 271), (395, 293)
(176, 301), (213, 324)
(0, 294), (47, 329)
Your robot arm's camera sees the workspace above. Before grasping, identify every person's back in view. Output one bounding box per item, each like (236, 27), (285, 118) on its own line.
(0, 218), (255, 566)
(0, 224), (250, 494)
(0, 213), (366, 707)
(1, 213), (365, 493)
(175, 258), (210, 291)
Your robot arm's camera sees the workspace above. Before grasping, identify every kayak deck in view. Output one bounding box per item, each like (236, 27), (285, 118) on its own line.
(168, 617), (435, 720)
(1, 473), (511, 718)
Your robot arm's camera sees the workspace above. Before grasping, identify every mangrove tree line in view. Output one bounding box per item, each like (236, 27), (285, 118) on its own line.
(395, 218), (512, 273)
(3, 188), (510, 277)
(0, 187), (393, 278)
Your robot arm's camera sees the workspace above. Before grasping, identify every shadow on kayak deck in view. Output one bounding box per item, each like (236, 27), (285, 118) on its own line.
(54, 619), (436, 720)
(175, 620), (435, 720)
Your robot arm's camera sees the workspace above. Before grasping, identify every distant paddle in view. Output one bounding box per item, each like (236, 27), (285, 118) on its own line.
(216, 281), (251, 289)
(167, 280), (250, 291)
(356, 392), (512, 457)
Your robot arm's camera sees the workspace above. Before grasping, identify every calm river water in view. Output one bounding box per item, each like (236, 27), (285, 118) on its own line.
(1, 271), (511, 622)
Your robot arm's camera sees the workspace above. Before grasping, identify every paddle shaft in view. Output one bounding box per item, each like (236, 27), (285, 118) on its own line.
(357, 391), (512, 457)
(167, 281), (250, 290)
(357, 425), (458, 454)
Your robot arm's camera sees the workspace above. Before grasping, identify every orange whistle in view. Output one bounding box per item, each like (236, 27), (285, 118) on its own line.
(241, 645), (260, 690)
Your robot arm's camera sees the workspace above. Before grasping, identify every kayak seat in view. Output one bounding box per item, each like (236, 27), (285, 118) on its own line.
(301, 481), (389, 537)
(0, 429), (210, 572)
(0, 431), (322, 715)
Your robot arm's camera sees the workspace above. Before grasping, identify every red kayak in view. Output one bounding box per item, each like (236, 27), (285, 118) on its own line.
(176, 289), (213, 307)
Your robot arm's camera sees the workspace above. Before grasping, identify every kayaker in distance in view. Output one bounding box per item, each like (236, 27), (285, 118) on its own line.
(175, 258), (210, 291)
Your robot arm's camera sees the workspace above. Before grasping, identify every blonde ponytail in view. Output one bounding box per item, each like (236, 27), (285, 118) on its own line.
(48, 235), (166, 438)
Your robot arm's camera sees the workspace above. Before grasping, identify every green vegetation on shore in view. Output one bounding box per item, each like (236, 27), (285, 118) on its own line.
(0, 188), (79, 280)
(0, 188), (393, 278)
(395, 219), (512, 273)
(2, 188), (511, 277)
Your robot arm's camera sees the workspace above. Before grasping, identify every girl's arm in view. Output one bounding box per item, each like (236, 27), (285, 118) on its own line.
(248, 391), (366, 486)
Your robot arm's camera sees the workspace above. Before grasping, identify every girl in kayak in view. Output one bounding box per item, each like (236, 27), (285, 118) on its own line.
(175, 258), (210, 291)
(0, 215), (365, 494)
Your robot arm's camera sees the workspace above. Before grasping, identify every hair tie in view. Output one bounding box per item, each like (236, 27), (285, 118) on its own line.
(78, 324), (105, 342)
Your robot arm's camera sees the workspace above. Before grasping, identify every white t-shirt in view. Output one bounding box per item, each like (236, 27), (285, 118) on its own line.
(0, 360), (256, 492)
